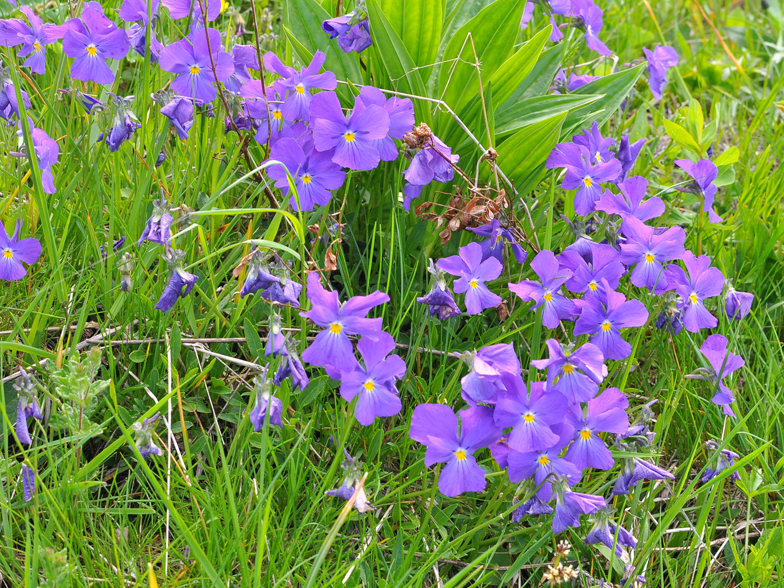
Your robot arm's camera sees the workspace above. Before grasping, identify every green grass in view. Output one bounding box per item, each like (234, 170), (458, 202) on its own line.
(2, 0), (784, 587)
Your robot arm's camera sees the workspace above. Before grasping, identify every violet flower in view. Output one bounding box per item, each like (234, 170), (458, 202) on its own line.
(265, 50), (337, 122)
(409, 404), (501, 497)
(265, 313), (287, 358)
(436, 242), (503, 315)
(467, 219), (527, 266)
(339, 332), (406, 426)
(613, 457), (674, 495)
(0, 7), (67, 75)
(241, 83), (291, 146)
(62, 2), (130, 85)
(702, 443), (741, 483)
(322, 10), (372, 54)
(326, 450), (373, 513)
(512, 495), (553, 521)
(154, 249), (199, 312)
(506, 423), (581, 501)
(614, 134), (647, 183)
(402, 127), (459, 210)
(571, 0), (612, 56)
(10, 119), (59, 194)
(663, 251), (725, 333)
(119, 0), (163, 63)
(249, 368), (283, 429)
(459, 343), (521, 406)
(546, 143), (622, 215)
(643, 45), (679, 100)
(531, 339), (607, 404)
(310, 90), (390, 171)
(22, 465), (35, 502)
(687, 334), (744, 417)
(564, 387), (629, 470)
(574, 121), (616, 165)
(558, 241), (625, 303)
(137, 197), (173, 247)
(509, 249), (576, 329)
(551, 475), (607, 534)
(416, 258), (461, 320)
(619, 215), (686, 292)
(274, 340), (309, 391)
(725, 283), (753, 321)
(103, 94), (141, 152)
(655, 293), (684, 335)
(159, 28), (234, 104)
(267, 137), (346, 211)
(595, 176), (665, 221)
(224, 44), (259, 93)
(299, 272), (389, 369)
(155, 91), (194, 140)
(493, 376), (568, 453)
(573, 280), (649, 360)
(162, 0), (221, 24)
(553, 69), (599, 93)
(14, 367), (42, 445)
(132, 413), (162, 458)
(585, 509), (637, 556)
(674, 159), (722, 223)
(0, 219), (41, 281)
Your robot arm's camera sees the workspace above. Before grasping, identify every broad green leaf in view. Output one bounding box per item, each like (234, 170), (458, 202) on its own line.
(562, 62), (647, 136)
(496, 94), (602, 138)
(438, 0), (525, 113)
(494, 112), (566, 194)
(284, 0), (362, 84)
(487, 25), (551, 108)
(500, 44), (564, 108)
(714, 146), (739, 166)
(663, 119), (703, 156)
(378, 0), (443, 75)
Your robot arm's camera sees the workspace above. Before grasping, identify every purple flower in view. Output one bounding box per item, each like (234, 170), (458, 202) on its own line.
(157, 93), (194, 140)
(262, 273), (303, 307)
(564, 387), (629, 470)
(224, 44), (259, 93)
(132, 414), (162, 458)
(725, 285), (753, 321)
(702, 445), (741, 483)
(162, 0), (221, 23)
(120, 0), (163, 62)
(619, 216), (686, 292)
(460, 343), (521, 406)
(241, 83), (292, 146)
(416, 258), (461, 320)
(655, 293), (684, 335)
(402, 132), (459, 210)
(275, 349), (310, 391)
(72, 89), (104, 114)
(22, 465), (35, 502)
(409, 404), (501, 497)
(266, 137), (346, 212)
(509, 249), (576, 329)
(310, 90), (391, 171)
(299, 272), (389, 369)
(137, 197), (173, 247)
(62, 2), (130, 85)
(0, 7), (67, 75)
(10, 119), (59, 194)
(512, 495), (553, 521)
(154, 249), (199, 312)
(339, 332), (406, 426)
(675, 159), (722, 223)
(322, 12), (372, 54)
(574, 121), (616, 165)
(546, 143), (622, 215)
(0, 69), (31, 122)
(436, 242), (503, 315)
(494, 377), (567, 453)
(688, 334), (744, 417)
(520, 2), (535, 28)
(595, 177), (665, 222)
(531, 339), (607, 404)
(326, 450), (373, 513)
(159, 28), (234, 103)
(613, 457), (674, 495)
(507, 423), (581, 501)
(265, 50), (337, 122)
(0, 219), (41, 281)
(585, 509), (637, 556)
(103, 94), (141, 152)
(643, 45), (678, 100)
(265, 313), (287, 358)
(615, 134), (647, 183)
(552, 69), (599, 93)
(552, 478), (607, 534)
(574, 280), (649, 360)
(249, 368), (283, 429)
(571, 0), (612, 56)
(354, 86), (414, 161)
(13, 367), (42, 445)
(663, 251), (724, 332)
(559, 241), (626, 303)
(467, 219), (527, 266)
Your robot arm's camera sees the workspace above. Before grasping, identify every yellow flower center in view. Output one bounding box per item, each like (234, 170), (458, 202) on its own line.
(295, 84), (305, 94)
(86, 44), (97, 56)
(601, 321), (612, 331)
(562, 364), (574, 374)
(583, 177), (593, 188)
(588, 281), (598, 291)
(595, 153), (602, 163)
(644, 253), (654, 263)
(469, 280), (478, 288)
(301, 174), (312, 184)
(344, 132), (356, 142)
(537, 455), (549, 466)
(543, 291), (553, 302)
(455, 450), (466, 461)
(523, 413), (535, 423)
(190, 65), (200, 75)
(33, 42), (41, 52)
(272, 110), (283, 120)
(363, 380), (375, 392)
(689, 294), (698, 304)
(580, 429), (592, 440)
(563, 349), (571, 357)
(3, 249), (12, 259)
(329, 323), (342, 334)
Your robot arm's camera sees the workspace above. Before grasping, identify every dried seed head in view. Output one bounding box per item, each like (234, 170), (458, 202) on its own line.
(403, 122), (433, 149)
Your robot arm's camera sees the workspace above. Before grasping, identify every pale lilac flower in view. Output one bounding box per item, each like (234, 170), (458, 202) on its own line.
(0, 219), (41, 281)
(62, 2), (130, 85)
(547, 142), (622, 215)
(509, 249), (576, 329)
(265, 50), (337, 122)
(163, 0), (221, 24)
(119, 0), (163, 62)
(558, 241), (625, 303)
(619, 215), (686, 292)
(643, 45), (679, 100)
(564, 387), (629, 470)
(595, 176), (665, 221)
(0, 7), (67, 74)
(663, 251), (724, 333)
(725, 283), (753, 321)
(322, 11), (372, 53)
(571, 0), (612, 56)
(675, 159), (722, 223)
(531, 339), (607, 404)
(436, 242), (503, 315)
(159, 28), (234, 103)
(688, 334), (745, 417)
(354, 86), (414, 161)
(459, 343), (521, 406)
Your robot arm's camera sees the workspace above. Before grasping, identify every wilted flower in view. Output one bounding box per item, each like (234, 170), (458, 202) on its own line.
(402, 126), (459, 210)
(224, 44), (260, 93)
(118, 252), (134, 292)
(322, 9), (372, 54)
(14, 367), (42, 445)
(132, 414), (162, 458)
(551, 474), (607, 534)
(613, 456), (674, 495)
(436, 242), (503, 315)
(416, 258), (461, 320)
(585, 508), (637, 556)
(249, 367), (283, 429)
(119, 0), (163, 62)
(655, 292), (683, 335)
(137, 197), (173, 247)
(724, 282), (753, 321)
(614, 134), (647, 183)
(265, 312), (287, 358)
(154, 249), (199, 312)
(326, 450), (374, 512)
(702, 441), (741, 483)
(512, 494), (553, 521)
(22, 465), (36, 502)
(102, 93), (141, 152)
(10, 118), (59, 194)
(467, 219), (527, 266)
(274, 338), (309, 391)
(0, 219), (41, 281)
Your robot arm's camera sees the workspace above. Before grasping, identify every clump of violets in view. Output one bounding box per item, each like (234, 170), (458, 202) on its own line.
(0, 6), (67, 75)
(62, 1), (130, 85)
(467, 219), (527, 266)
(249, 367), (283, 429)
(674, 159), (722, 223)
(643, 45), (679, 100)
(265, 50), (337, 122)
(14, 367), (42, 445)
(154, 249), (199, 312)
(409, 404), (501, 497)
(132, 414), (162, 458)
(663, 251), (725, 333)
(416, 258), (461, 320)
(401, 123), (459, 210)
(687, 334), (745, 417)
(509, 249), (576, 329)
(159, 28), (234, 103)
(338, 332), (406, 426)
(436, 242), (503, 315)
(531, 339), (607, 404)
(322, 7), (372, 54)
(138, 197), (173, 247)
(0, 219), (41, 281)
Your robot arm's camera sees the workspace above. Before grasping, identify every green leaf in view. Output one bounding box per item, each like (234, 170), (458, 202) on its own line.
(438, 0), (525, 114)
(487, 25), (551, 108)
(496, 94), (602, 138)
(663, 119), (703, 156)
(297, 375), (326, 407)
(284, 0), (362, 84)
(244, 318), (263, 361)
(129, 349), (147, 363)
(499, 44), (564, 108)
(714, 146), (739, 166)
(377, 0), (443, 76)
